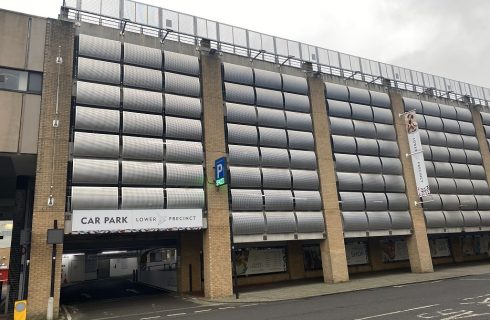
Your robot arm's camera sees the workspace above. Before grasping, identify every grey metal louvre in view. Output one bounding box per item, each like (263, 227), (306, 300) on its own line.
(231, 189), (263, 211)
(226, 103), (257, 125)
(222, 63), (253, 85)
(166, 117), (202, 141)
(431, 146), (450, 162)
(351, 103), (373, 121)
(472, 180), (489, 195)
(419, 130), (429, 145)
(442, 118), (460, 134)
(383, 175), (405, 192)
(461, 210), (481, 227)
(428, 177), (439, 193)
(381, 157), (402, 175)
(335, 153), (360, 172)
(476, 195), (490, 210)
(424, 211), (446, 228)
(259, 127), (287, 147)
(378, 140), (398, 157)
(458, 195), (477, 210)
(257, 107), (286, 128)
(254, 68), (282, 90)
(364, 192), (388, 210)
(282, 74), (307, 95)
(461, 135), (479, 150)
(455, 179), (474, 194)
(434, 162), (453, 178)
(361, 173), (384, 192)
(337, 172), (362, 191)
(482, 112), (490, 125)
(292, 170), (319, 190)
(356, 138), (379, 156)
(72, 158), (119, 185)
(330, 117), (354, 136)
(369, 91), (390, 108)
(77, 57), (120, 85)
(295, 211), (325, 233)
(340, 192), (365, 210)
(264, 190), (294, 211)
(327, 99), (351, 118)
(294, 191), (322, 211)
(437, 178), (457, 194)
(402, 97), (422, 113)
(165, 94), (202, 119)
(353, 121), (376, 139)
(164, 72), (200, 97)
(230, 167), (262, 188)
(425, 161), (435, 177)
(468, 165), (486, 179)
(232, 212), (265, 235)
(122, 136), (164, 160)
(452, 163), (470, 179)
(290, 150), (317, 170)
(121, 187), (164, 209)
(421, 101), (440, 117)
(372, 107), (393, 124)
(123, 88), (163, 113)
(124, 43), (162, 69)
(424, 115), (443, 131)
(265, 212), (296, 234)
(166, 140), (203, 163)
(342, 212), (368, 231)
(466, 150), (482, 165)
(288, 130), (315, 150)
(325, 82), (349, 101)
(124, 65), (162, 91)
(228, 145), (260, 166)
(332, 135), (356, 154)
(449, 148), (468, 164)
(459, 121), (475, 136)
(416, 114), (426, 128)
(443, 211), (464, 228)
(358, 155), (382, 173)
(227, 124), (258, 145)
(454, 106), (472, 122)
(422, 145), (432, 160)
(390, 211), (412, 230)
(427, 131), (446, 146)
(79, 34), (121, 62)
(73, 132), (119, 158)
(255, 88), (283, 108)
(445, 133), (463, 149)
(121, 161), (164, 185)
(77, 81), (120, 108)
(224, 83), (255, 104)
(375, 123), (396, 141)
(166, 163), (203, 187)
(123, 111), (163, 137)
(164, 51), (199, 76)
(440, 194), (460, 211)
(423, 194), (443, 210)
(166, 188), (205, 209)
(439, 104), (457, 119)
(480, 211), (490, 226)
(366, 211), (391, 230)
(285, 111), (312, 131)
(348, 87), (370, 105)
(284, 92), (310, 113)
(386, 193), (409, 211)
(71, 186), (118, 210)
(262, 168), (291, 189)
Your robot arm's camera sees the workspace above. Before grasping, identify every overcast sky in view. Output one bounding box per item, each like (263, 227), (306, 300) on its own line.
(2, 0), (489, 89)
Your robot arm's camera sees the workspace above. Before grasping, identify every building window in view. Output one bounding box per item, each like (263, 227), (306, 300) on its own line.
(0, 67), (42, 94)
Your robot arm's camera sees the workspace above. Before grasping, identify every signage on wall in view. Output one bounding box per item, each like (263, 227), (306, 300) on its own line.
(71, 209), (203, 233)
(404, 111), (431, 197)
(214, 157), (227, 187)
(381, 239), (409, 262)
(429, 238), (451, 258)
(345, 241), (369, 265)
(235, 247), (287, 276)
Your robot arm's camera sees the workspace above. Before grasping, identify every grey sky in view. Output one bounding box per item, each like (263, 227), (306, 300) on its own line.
(2, 0), (489, 89)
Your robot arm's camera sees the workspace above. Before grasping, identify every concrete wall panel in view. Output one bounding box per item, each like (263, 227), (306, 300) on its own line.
(20, 94), (41, 154)
(0, 91), (22, 152)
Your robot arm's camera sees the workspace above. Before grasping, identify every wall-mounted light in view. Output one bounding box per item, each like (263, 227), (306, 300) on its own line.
(47, 195), (55, 207)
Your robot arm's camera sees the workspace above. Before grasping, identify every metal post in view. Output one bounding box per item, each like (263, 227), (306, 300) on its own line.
(229, 216), (239, 299)
(47, 220), (58, 320)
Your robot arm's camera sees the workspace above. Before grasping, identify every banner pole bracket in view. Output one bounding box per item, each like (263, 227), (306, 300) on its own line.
(398, 109), (417, 117)
(405, 150), (423, 157)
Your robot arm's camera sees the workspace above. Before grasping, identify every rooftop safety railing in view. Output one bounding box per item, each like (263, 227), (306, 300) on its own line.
(61, 0), (489, 107)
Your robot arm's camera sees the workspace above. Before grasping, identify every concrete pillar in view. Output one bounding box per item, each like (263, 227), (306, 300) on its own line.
(390, 91), (433, 273)
(450, 236), (464, 263)
(26, 19), (74, 319)
(178, 232), (202, 293)
(287, 242), (305, 280)
(308, 76), (349, 283)
(200, 52), (233, 298)
(470, 108), (490, 204)
(368, 238), (385, 271)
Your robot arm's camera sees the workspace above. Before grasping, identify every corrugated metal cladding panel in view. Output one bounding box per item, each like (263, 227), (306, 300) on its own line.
(166, 140), (203, 163)
(123, 111), (163, 136)
(71, 186), (118, 210)
(229, 166), (262, 188)
(351, 103), (373, 122)
(164, 72), (200, 97)
(222, 63), (253, 85)
(226, 103), (257, 125)
(421, 101), (440, 117)
(402, 97), (423, 113)
(361, 173), (384, 191)
(282, 74), (307, 95)
(366, 211), (391, 230)
(288, 130), (315, 150)
(342, 212), (368, 231)
(224, 83), (255, 105)
(164, 51), (199, 76)
(228, 145), (260, 166)
(284, 92), (310, 113)
(73, 132), (119, 158)
(121, 187), (164, 209)
(232, 212), (265, 235)
(359, 155), (382, 173)
(166, 117), (202, 140)
(340, 192), (365, 211)
(373, 107), (393, 124)
(439, 104), (457, 119)
(262, 168), (291, 189)
(481, 112), (490, 125)
(461, 210), (481, 227)
(286, 111), (312, 131)
(78, 57), (120, 85)
(124, 88), (163, 113)
(124, 43), (162, 69)
(369, 91), (390, 108)
(290, 150), (317, 170)
(166, 163), (203, 187)
(165, 94), (201, 119)
(257, 107), (286, 128)
(335, 154), (359, 172)
(72, 158), (119, 185)
(480, 211), (490, 226)
(354, 121), (376, 139)
(330, 117), (354, 136)
(79, 34), (121, 62)
(376, 123), (396, 140)
(256, 88), (284, 108)
(294, 191), (322, 211)
(356, 138), (378, 156)
(348, 87), (370, 105)
(259, 127), (287, 148)
(166, 188), (205, 208)
(261, 147), (290, 168)
(455, 106), (472, 122)
(469, 165), (486, 179)
(231, 189), (263, 211)
(121, 161), (164, 185)
(325, 82), (349, 101)
(296, 211), (325, 233)
(292, 170), (319, 190)
(265, 212), (296, 234)
(264, 190), (293, 211)
(337, 172), (361, 191)
(254, 69), (282, 90)
(124, 65), (162, 91)
(390, 211), (412, 230)
(381, 157), (402, 174)
(77, 81), (120, 108)
(444, 211), (464, 228)
(122, 136), (164, 160)
(332, 135), (356, 154)
(227, 124), (258, 145)
(328, 99), (351, 118)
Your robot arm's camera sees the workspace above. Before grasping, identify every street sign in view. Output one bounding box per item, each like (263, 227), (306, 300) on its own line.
(214, 157), (227, 187)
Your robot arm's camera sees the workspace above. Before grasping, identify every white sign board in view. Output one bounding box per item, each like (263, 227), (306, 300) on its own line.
(345, 242), (368, 265)
(236, 248), (287, 276)
(71, 209), (203, 233)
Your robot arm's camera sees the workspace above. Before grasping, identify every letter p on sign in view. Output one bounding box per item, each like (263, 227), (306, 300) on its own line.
(214, 157), (227, 187)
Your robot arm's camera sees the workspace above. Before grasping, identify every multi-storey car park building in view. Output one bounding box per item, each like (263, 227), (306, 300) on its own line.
(0, 0), (489, 318)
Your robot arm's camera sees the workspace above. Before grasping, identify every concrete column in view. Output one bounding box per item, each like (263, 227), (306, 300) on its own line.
(390, 91), (433, 273)
(308, 76), (349, 283)
(287, 242), (305, 280)
(470, 108), (490, 203)
(178, 232), (202, 293)
(200, 52), (233, 298)
(26, 19), (74, 319)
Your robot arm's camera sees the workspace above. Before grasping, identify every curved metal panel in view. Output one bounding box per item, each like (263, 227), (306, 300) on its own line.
(265, 212), (296, 234)
(264, 189), (294, 211)
(372, 107), (393, 124)
(259, 127), (287, 147)
(286, 111), (312, 131)
(361, 173), (384, 192)
(452, 163), (470, 179)
(366, 211), (391, 230)
(332, 135), (356, 154)
(288, 130), (315, 150)
(330, 117), (354, 136)
(257, 107), (286, 128)
(227, 124), (258, 145)
(166, 188), (205, 209)
(262, 168), (291, 189)
(472, 180), (489, 195)
(364, 192), (388, 210)
(442, 118), (460, 134)
(222, 63), (253, 85)
(292, 170), (319, 190)
(79, 34), (121, 62)
(230, 166), (262, 188)
(224, 82), (255, 104)
(72, 158), (119, 185)
(416, 114), (426, 129)
(419, 130), (429, 145)
(465, 150), (482, 165)
(327, 99), (351, 118)
(455, 179), (474, 195)
(381, 157), (402, 175)
(254, 68), (282, 90)
(359, 155), (382, 173)
(124, 65), (162, 91)
(73, 132), (119, 159)
(422, 145), (432, 160)
(284, 92), (310, 113)
(428, 177), (439, 193)
(123, 111), (163, 136)
(348, 86), (370, 105)
(122, 136), (164, 160)
(468, 165), (486, 179)
(476, 195), (490, 210)
(443, 211), (464, 228)
(375, 123), (396, 141)
(337, 172), (362, 191)
(428, 131), (446, 146)
(461, 135), (479, 150)
(342, 212), (368, 231)
(434, 162), (453, 178)
(424, 115), (443, 131)
(124, 42), (161, 69)
(356, 138), (379, 156)
(166, 116), (202, 141)
(295, 211), (325, 233)
(124, 88), (163, 113)
(437, 178), (457, 194)
(256, 87), (284, 108)
(71, 186), (118, 210)
(77, 57), (120, 85)
(165, 94), (201, 119)
(121, 187), (164, 209)
(424, 211), (446, 228)
(445, 133), (463, 149)
(439, 104), (457, 119)
(479, 211), (490, 226)
(369, 91), (390, 108)
(354, 120), (376, 138)
(340, 192), (365, 211)
(325, 82), (349, 101)
(290, 150), (317, 170)
(378, 140), (399, 157)
(383, 175), (405, 192)
(425, 161), (435, 177)
(232, 212), (265, 235)
(282, 74), (307, 95)
(166, 163), (203, 187)
(459, 121), (475, 136)
(231, 189), (263, 211)
(440, 194), (460, 211)
(390, 211), (412, 230)
(461, 210), (481, 227)
(294, 191), (322, 211)
(228, 145), (260, 166)
(164, 51), (199, 76)
(351, 103), (373, 121)
(77, 81), (120, 108)
(402, 97), (422, 113)
(458, 194), (477, 210)
(386, 193), (409, 211)
(431, 146), (450, 162)
(424, 194), (442, 210)
(164, 72), (200, 97)
(481, 112), (490, 125)
(166, 140), (203, 163)
(335, 153), (359, 172)
(421, 101), (440, 117)
(226, 102), (256, 125)
(454, 106), (472, 122)
(260, 147), (289, 168)
(121, 161), (163, 185)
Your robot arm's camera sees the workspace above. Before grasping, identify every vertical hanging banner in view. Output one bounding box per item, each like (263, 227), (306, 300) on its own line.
(404, 111), (431, 197)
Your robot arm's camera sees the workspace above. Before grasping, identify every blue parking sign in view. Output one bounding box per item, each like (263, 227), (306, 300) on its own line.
(215, 157), (227, 187)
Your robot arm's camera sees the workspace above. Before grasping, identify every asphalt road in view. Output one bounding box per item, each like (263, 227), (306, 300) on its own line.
(62, 273), (490, 320)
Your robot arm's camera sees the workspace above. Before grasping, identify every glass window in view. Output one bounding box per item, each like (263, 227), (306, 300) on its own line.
(0, 68), (28, 91)
(28, 72), (43, 93)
